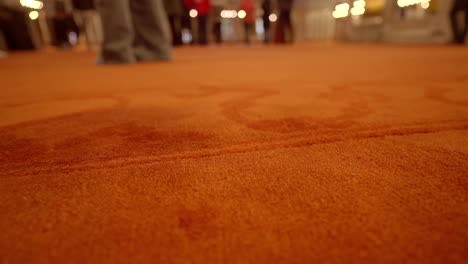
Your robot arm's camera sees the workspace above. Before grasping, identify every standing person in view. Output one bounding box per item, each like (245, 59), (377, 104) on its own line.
(164, 0), (183, 46)
(261, 0), (272, 44)
(184, 0), (212, 45)
(278, 0), (294, 44)
(72, 0), (100, 49)
(240, 0), (256, 44)
(450, 0), (468, 44)
(96, 0), (171, 64)
(211, 0), (225, 44)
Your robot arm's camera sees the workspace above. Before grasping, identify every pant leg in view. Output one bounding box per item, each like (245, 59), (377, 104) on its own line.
(168, 15), (177, 46)
(173, 15), (183, 46)
(263, 19), (270, 43)
(130, 0), (171, 61)
(213, 22), (222, 44)
(279, 11), (288, 43)
(245, 23), (253, 44)
(463, 0), (468, 43)
(198, 15), (208, 45)
(96, 0), (135, 64)
(82, 11), (98, 47)
(285, 11), (293, 43)
(168, 15), (183, 46)
(450, 0), (460, 43)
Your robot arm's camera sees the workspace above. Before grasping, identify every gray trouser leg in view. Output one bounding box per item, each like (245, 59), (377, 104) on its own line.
(130, 0), (171, 61)
(96, 0), (135, 64)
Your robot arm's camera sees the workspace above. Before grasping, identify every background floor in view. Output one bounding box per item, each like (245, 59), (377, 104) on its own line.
(1, 43), (467, 263)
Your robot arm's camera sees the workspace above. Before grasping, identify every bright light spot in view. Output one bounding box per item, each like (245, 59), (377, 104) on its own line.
(29, 10), (39, 20)
(336, 3), (350, 12)
(269, 14), (277, 22)
(398, 0), (430, 8)
(353, 0), (366, 8)
(238, 10), (246, 19)
(333, 3), (350, 19)
(21, 0), (43, 10)
(351, 7), (365, 16)
(221, 10), (238, 19)
(189, 9), (198, 18)
(421, 1), (430, 9)
(350, 1), (365, 16)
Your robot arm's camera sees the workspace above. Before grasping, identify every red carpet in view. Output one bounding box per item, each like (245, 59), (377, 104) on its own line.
(0, 44), (467, 263)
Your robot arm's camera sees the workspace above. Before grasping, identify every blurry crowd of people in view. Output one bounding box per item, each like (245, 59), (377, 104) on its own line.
(161, 0), (294, 46)
(1, 0), (467, 61)
(0, 0), (295, 63)
(97, 0), (294, 64)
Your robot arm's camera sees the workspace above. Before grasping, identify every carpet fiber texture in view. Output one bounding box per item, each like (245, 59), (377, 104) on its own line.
(1, 44), (467, 263)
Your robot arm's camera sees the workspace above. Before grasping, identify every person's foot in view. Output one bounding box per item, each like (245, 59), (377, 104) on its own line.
(134, 48), (172, 62)
(96, 54), (136, 65)
(136, 54), (171, 63)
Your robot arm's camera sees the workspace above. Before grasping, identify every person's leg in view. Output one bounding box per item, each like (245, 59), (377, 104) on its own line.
(450, 0), (462, 43)
(130, 0), (171, 61)
(463, 0), (468, 43)
(285, 10), (294, 43)
(263, 19), (270, 44)
(198, 15), (208, 45)
(279, 11), (287, 43)
(173, 15), (183, 46)
(168, 15), (182, 46)
(168, 15), (177, 46)
(214, 22), (222, 44)
(212, 22), (217, 43)
(82, 11), (97, 48)
(244, 22), (249, 44)
(96, 0), (135, 64)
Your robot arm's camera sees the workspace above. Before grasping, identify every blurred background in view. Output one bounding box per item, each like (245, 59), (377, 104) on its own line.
(0, 0), (463, 53)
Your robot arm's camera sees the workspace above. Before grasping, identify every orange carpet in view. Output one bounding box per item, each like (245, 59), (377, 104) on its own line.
(0, 43), (467, 263)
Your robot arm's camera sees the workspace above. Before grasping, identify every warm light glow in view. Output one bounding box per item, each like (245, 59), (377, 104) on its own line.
(238, 10), (247, 19)
(20, 0), (43, 10)
(269, 14), (277, 22)
(421, 1), (430, 9)
(221, 10), (239, 18)
(189, 9), (198, 18)
(354, 0), (366, 8)
(333, 3), (350, 19)
(398, 0), (430, 8)
(350, 0), (365, 16)
(29, 10), (39, 20)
